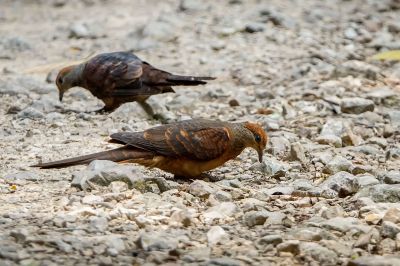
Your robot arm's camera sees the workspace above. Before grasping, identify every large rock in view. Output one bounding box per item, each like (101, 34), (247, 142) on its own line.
(340, 97), (375, 114)
(383, 171), (400, 184)
(323, 155), (353, 174)
(348, 255), (400, 266)
(357, 184), (400, 203)
(136, 232), (180, 251)
(207, 226), (228, 246)
(243, 211), (269, 227)
(71, 160), (148, 190)
(189, 180), (215, 197)
(300, 242), (338, 265)
(203, 202), (237, 223)
(320, 171), (359, 197)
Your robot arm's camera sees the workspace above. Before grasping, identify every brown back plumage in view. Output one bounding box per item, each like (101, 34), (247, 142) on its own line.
(32, 119), (267, 176)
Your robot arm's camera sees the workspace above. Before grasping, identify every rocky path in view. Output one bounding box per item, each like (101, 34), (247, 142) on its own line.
(1, 0), (400, 265)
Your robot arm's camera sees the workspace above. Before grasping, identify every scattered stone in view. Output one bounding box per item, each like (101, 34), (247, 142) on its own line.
(207, 226), (228, 246)
(367, 87), (396, 103)
(277, 240), (300, 255)
(240, 198), (265, 212)
(300, 242), (338, 265)
(136, 232), (179, 251)
(17, 107), (44, 119)
(214, 190), (232, 202)
(244, 22), (266, 33)
(321, 217), (364, 233)
(82, 194), (103, 205)
(89, 216), (108, 232)
(334, 60), (380, 80)
(320, 171), (360, 197)
(179, 0), (209, 11)
(4, 171), (40, 183)
(348, 256), (400, 266)
(340, 97), (375, 114)
(203, 202), (237, 223)
(323, 155), (353, 174)
(387, 110), (400, 128)
(207, 257), (242, 266)
(288, 142), (308, 165)
(189, 180), (215, 197)
(357, 184), (400, 203)
(382, 208), (400, 224)
(380, 221), (400, 239)
(316, 135), (342, 147)
(367, 137), (388, 149)
(383, 171), (400, 184)
(71, 160), (147, 190)
(356, 174), (379, 187)
(244, 211), (269, 227)
(250, 157), (289, 178)
(69, 22), (103, 39)
(257, 235), (282, 246)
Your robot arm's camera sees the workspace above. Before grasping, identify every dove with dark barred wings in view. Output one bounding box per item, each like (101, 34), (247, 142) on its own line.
(55, 51), (215, 118)
(33, 119), (267, 177)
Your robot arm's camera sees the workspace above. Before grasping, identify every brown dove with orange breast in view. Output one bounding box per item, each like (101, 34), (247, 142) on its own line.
(33, 119), (267, 177)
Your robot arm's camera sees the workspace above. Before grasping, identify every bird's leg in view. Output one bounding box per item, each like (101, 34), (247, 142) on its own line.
(137, 100), (168, 123)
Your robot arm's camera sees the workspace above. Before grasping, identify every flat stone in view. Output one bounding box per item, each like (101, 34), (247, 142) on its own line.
(321, 217), (365, 233)
(320, 171), (359, 197)
(300, 242), (338, 265)
(17, 107), (44, 119)
(341, 97), (375, 114)
(277, 240), (300, 255)
(257, 235), (283, 246)
(206, 257), (242, 266)
(356, 174), (379, 187)
(136, 232), (179, 251)
(203, 202), (237, 223)
(323, 155), (353, 174)
(207, 226), (228, 246)
(71, 160), (146, 190)
(357, 184), (400, 203)
(189, 180), (215, 197)
(316, 135), (342, 147)
(380, 221), (400, 239)
(383, 171), (400, 184)
(382, 208), (400, 224)
(348, 256), (400, 266)
(244, 211), (269, 227)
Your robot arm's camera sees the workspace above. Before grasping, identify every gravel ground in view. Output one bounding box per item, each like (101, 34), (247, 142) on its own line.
(1, 0), (400, 265)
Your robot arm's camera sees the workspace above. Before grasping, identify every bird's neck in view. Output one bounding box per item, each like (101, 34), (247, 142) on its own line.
(231, 123), (253, 152)
(69, 64), (85, 87)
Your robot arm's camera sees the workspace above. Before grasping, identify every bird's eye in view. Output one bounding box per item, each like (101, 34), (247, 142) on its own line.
(58, 77), (63, 84)
(255, 134), (261, 143)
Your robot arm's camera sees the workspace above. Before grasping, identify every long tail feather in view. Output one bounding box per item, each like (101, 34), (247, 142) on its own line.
(31, 146), (150, 169)
(166, 75), (216, 86)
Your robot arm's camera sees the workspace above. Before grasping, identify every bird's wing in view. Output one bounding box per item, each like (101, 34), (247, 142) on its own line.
(83, 52), (144, 94)
(110, 120), (231, 161)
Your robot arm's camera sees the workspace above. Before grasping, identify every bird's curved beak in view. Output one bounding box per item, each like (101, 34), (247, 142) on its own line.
(59, 91), (64, 102)
(258, 149), (263, 163)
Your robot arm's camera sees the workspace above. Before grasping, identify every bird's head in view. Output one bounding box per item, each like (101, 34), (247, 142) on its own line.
(56, 64), (82, 102)
(243, 122), (268, 163)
